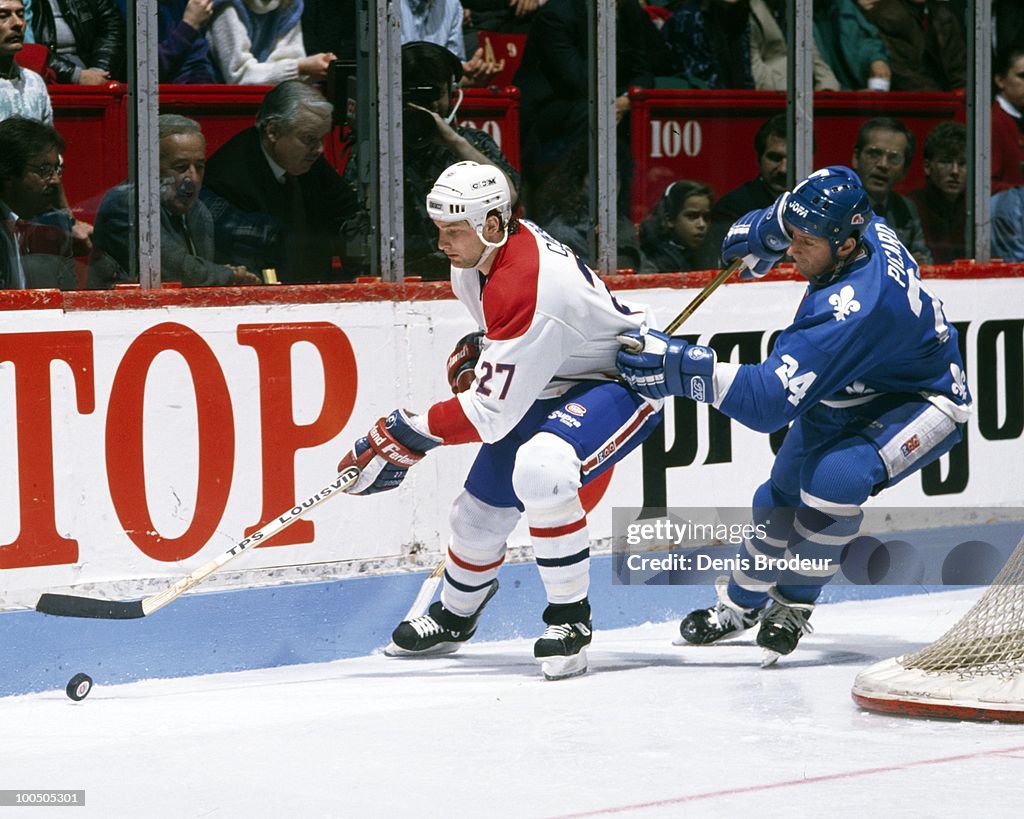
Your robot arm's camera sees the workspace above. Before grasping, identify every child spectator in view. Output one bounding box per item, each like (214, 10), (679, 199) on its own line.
(638, 180), (718, 272)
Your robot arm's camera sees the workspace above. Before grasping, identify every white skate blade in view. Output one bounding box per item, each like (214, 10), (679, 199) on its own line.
(760, 649), (781, 667)
(383, 641), (462, 658)
(538, 648), (588, 681)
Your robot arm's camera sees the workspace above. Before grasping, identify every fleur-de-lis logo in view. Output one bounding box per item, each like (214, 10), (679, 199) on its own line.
(950, 363), (968, 399)
(844, 380), (875, 396)
(829, 285), (861, 321)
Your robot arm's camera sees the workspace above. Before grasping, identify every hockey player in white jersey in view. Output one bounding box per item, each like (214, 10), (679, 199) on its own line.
(338, 161), (664, 679)
(617, 166), (971, 662)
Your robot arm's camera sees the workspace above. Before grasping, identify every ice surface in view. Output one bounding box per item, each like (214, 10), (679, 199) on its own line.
(4, 589), (1024, 818)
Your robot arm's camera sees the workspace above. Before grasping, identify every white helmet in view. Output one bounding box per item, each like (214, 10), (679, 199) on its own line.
(426, 161), (512, 249)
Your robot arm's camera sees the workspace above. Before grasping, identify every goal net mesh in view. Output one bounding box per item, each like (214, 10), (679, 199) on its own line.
(898, 534), (1024, 679)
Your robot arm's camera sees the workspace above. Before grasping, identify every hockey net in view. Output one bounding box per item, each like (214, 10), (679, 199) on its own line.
(852, 532), (1024, 722)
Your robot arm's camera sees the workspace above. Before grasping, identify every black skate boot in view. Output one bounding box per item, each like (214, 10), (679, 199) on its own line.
(387, 580), (498, 657)
(534, 598), (592, 681)
(757, 587), (814, 666)
(679, 576), (763, 646)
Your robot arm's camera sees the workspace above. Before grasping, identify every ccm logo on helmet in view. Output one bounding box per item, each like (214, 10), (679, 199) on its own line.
(471, 177), (497, 189)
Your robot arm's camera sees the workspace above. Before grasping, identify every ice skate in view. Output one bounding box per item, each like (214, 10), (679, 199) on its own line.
(678, 576), (763, 646)
(533, 600), (592, 680)
(758, 587), (814, 666)
(386, 580), (498, 657)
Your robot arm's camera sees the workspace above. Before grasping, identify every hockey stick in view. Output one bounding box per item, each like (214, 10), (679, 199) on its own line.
(35, 466), (362, 620)
(663, 255), (747, 335)
(393, 257), (750, 623)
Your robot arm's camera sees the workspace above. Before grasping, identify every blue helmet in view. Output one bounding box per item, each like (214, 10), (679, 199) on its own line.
(783, 166), (874, 256)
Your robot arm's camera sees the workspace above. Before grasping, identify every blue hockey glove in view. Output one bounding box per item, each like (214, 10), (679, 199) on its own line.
(338, 409), (441, 495)
(616, 329), (716, 402)
(721, 192), (792, 277)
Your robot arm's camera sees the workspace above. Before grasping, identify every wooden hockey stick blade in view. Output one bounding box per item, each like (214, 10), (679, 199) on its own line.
(35, 466), (362, 620)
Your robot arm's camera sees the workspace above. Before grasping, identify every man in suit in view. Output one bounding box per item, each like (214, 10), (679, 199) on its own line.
(201, 79), (366, 283)
(89, 114), (262, 288)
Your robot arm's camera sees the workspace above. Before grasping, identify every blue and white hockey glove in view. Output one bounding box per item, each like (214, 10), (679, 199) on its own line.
(338, 409), (441, 495)
(616, 328), (717, 402)
(721, 193), (792, 277)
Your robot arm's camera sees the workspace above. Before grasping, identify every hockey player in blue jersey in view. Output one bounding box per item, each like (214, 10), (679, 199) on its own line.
(616, 166), (971, 661)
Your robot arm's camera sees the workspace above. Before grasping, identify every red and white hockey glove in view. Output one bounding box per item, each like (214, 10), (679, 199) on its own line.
(445, 331), (484, 394)
(338, 409), (441, 495)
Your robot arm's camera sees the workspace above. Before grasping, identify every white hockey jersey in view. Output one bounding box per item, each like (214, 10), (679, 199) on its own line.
(427, 220), (653, 445)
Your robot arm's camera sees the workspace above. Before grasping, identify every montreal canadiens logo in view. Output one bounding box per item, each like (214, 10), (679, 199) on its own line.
(565, 403), (587, 417)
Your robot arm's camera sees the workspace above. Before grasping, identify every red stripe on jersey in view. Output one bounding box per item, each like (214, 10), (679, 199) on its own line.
(447, 547), (506, 572)
(580, 402), (658, 474)
(427, 396), (482, 444)
(529, 516), (588, 538)
(481, 229), (540, 341)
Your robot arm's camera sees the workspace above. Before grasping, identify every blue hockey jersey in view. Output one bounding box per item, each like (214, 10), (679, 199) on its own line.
(715, 218), (972, 433)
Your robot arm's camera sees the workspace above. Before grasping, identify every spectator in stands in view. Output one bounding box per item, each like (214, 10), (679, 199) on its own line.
(302, 0), (355, 63)
(461, 0), (542, 62)
(0, 1), (51, 122)
(536, 137), (644, 271)
(992, 45), (1024, 194)
(661, 0), (754, 89)
(707, 112), (788, 252)
(994, 0), (1024, 61)
(0, 117), (76, 289)
(909, 121), (966, 264)
(638, 179), (717, 273)
(851, 115), (932, 265)
(201, 80), (365, 283)
(115, 0), (217, 83)
(862, 0), (965, 91)
(157, 1), (216, 83)
(89, 115), (262, 288)
(991, 45), (1024, 262)
(749, 0), (840, 91)
(515, 0), (672, 216)
(31, 0), (125, 84)
(400, 0), (504, 87)
(813, 0), (892, 91)
(385, 40), (521, 279)
(206, 0), (336, 85)
(0, 14), (93, 259)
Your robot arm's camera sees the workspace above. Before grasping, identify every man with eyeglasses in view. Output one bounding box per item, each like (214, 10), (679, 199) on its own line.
(851, 115), (932, 266)
(0, 116), (81, 289)
(201, 79), (367, 284)
(909, 121), (966, 265)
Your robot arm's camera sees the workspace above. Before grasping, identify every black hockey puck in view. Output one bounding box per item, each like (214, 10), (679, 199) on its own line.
(66, 673), (93, 701)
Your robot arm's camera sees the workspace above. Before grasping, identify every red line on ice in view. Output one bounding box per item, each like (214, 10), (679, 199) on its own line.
(553, 745), (1024, 817)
